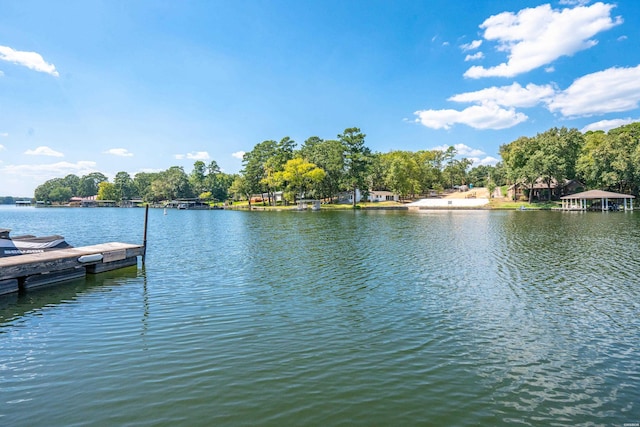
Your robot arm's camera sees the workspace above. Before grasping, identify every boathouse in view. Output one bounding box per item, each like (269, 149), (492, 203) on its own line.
(560, 190), (634, 211)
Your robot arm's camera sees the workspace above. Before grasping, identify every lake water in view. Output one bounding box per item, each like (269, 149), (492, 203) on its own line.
(1, 206), (639, 426)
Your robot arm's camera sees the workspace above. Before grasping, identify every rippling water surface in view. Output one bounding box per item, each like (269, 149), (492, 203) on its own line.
(1, 206), (639, 426)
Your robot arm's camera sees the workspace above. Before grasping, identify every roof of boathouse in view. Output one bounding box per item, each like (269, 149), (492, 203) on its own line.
(560, 190), (635, 200)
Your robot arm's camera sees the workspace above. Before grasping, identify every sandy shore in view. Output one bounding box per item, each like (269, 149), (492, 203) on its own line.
(442, 187), (491, 199)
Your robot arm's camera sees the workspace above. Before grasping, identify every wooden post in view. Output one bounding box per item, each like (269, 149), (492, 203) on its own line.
(142, 204), (149, 265)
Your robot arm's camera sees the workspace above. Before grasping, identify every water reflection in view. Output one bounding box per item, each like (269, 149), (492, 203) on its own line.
(0, 266), (140, 326)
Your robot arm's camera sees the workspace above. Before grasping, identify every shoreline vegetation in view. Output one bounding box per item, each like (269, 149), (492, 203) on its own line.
(9, 123), (640, 210)
(2, 187), (561, 211)
(222, 188), (561, 211)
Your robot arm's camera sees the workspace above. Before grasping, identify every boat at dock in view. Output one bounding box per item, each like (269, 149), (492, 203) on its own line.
(0, 228), (72, 257)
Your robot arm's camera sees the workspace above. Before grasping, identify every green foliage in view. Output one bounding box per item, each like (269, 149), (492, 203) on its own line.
(97, 182), (118, 201)
(79, 172), (108, 197)
(229, 175), (253, 205)
(133, 172), (157, 202)
(339, 127), (371, 207)
(199, 191), (212, 201)
(49, 186), (72, 203)
(380, 151), (420, 200)
(577, 123), (640, 195)
(467, 163), (506, 188)
(300, 137), (344, 200)
(114, 171), (135, 201)
(31, 122), (640, 206)
(274, 157), (326, 201)
(31, 159), (236, 205)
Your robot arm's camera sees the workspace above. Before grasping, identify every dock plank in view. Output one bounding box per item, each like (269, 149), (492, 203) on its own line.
(0, 242), (144, 281)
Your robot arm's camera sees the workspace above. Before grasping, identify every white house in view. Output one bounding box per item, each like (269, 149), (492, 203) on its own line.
(368, 190), (399, 202)
(337, 189), (399, 204)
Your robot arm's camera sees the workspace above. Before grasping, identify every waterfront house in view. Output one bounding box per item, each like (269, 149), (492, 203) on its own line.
(250, 191), (284, 204)
(81, 195), (117, 207)
(338, 189), (400, 204)
(508, 178), (583, 201)
(368, 190), (399, 202)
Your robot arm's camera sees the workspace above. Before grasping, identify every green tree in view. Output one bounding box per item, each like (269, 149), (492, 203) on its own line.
(535, 127), (583, 200)
(443, 158), (473, 189)
(366, 152), (386, 193)
(300, 137), (345, 201)
(165, 166), (193, 199)
(62, 174), (81, 196)
(381, 151), (420, 200)
(242, 140), (278, 204)
(79, 172), (108, 197)
(414, 150), (442, 194)
(49, 186), (72, 203)
(114, 171), (135, 201)
(189, 161), (207, 196)
(133, 172), (158, 202)
(97, 181), (118, 201)
(500, 136), (540, 202)
(229, 175), (253, 207)
(339, 127), (371, 207)
(275, 157), (326, 201)
(261, 137), (296, 205)
(35, 178), (63, 202)
(212, 172), (235, 203)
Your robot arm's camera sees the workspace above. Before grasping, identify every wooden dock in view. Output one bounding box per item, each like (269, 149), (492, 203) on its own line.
(0, 242), (144, 296)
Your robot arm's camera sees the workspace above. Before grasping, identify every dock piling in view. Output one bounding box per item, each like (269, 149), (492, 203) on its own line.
(142, 204), (149, 265)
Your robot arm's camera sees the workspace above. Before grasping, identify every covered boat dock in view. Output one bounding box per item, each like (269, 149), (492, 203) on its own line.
(560, 190), (635, 211)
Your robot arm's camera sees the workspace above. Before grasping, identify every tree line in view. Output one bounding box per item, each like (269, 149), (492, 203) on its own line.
(33, 127), (502, 205)
(32, 122), (640, 205)
(34, 161), (235, 204)
(500, 122), (640, 202)
(227, 127), (504, 207)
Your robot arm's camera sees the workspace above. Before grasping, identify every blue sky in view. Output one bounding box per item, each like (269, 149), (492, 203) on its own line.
(1, 0), (640, 196)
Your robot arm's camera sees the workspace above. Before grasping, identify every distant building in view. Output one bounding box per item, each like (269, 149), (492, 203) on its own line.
(337, 189), (400, 204)
(508, 178), (583, 201)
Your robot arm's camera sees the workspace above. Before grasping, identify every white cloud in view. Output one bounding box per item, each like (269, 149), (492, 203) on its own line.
(175, 151), (210, 160)
(464, 2), (621, 78)
(430, 145), (451, 152)
(0, 132), (7, 137)
(0, 144), (4, 151)
(559, 0), (590, 5)
(430, 145), (494, 165)
(232, 151), (245, 160)
(581, 118), (640, 133)
(453, 143), (485, 157)
(0, 45), (59, 77)
(414, 103), (527, 130)
(476, 156), (500, 166)
(460, 40), (482, 51)
(547, 65), (640, 117)
(465, 52), (484, 61)
(449, 82), (555, 108)
(415, 83), (548, 131)
(103, 148), (134, 157)
(0, 70), (4, 77)
(24, 146), (64, 157)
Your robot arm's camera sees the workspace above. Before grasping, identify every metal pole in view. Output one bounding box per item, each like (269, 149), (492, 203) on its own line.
(142, 204), (149, 265)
